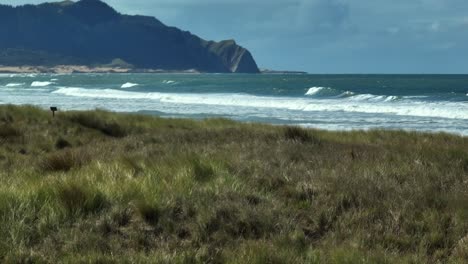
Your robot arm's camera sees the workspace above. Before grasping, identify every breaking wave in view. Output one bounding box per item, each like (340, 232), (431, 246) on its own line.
(52, 87), (468, 120)
(5, 83), (25, 87)
(121, 82), (139, 88)
(305, 87), (344, 97)
(31, 81), (54, 87)
(305, 86), (399, 102)
(305, 87), (328, 95)
(347, 94), (400, 102)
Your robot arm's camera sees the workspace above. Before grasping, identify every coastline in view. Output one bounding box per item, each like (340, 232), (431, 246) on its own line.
(0, 65), (309, 74)
(0, 65), (201, 74)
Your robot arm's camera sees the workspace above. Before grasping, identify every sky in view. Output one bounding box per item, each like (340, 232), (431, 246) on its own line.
(3, 0), (468, 73)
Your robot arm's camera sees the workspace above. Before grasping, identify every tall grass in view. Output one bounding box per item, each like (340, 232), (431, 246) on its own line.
(0, 105), (467, 263)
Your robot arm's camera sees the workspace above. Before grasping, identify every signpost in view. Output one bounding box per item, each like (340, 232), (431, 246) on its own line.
(50, 107), (58, 117)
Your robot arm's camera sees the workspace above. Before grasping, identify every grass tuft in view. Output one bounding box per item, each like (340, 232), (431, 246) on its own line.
(55, 138), (72, 149)
(39, 149), (90, 172)
(0, 125), (22, 140)
(283, 126), (319, 144)
(59, 183), (108, 215)
(69, 113), (127, 138)
(137, 202), (160, 226)
(191, 157), (216, 182)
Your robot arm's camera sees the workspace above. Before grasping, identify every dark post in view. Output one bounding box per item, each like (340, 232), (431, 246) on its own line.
(50, 107), (58, 117)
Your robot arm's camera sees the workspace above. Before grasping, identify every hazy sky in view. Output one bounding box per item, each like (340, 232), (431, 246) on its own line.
(4, 0), (468, 73)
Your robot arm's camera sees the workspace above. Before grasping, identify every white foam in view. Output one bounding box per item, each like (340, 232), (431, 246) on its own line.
(121, 82), (139, 88)
(305, 87), (326, 95)
(5, 83), (25, 87)
(163, 80), (176, 84)
(338, 91), (355, 97)
(31, 81), (53, 87)
(347, 94), (399, 102)
(50, 79), (59, 81)
(52, 87), (468, 120)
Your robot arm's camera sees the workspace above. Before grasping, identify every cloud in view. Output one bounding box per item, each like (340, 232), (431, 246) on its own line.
(429, 21), (441, 32)
(296, 0), (350, 31)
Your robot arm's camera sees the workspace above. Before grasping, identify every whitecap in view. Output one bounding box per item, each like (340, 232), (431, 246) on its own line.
(162, 80), (176, 84)
(121, 82), (139, 88)
(338, 91), (355, 97)
(31, 81), (54, 87)
(305, 87), (326, 96)
(347, 94), (399, 102)
(5, 83), (25, 87)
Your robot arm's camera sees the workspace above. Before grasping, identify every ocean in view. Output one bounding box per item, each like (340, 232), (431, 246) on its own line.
(0, 73), (467, 135)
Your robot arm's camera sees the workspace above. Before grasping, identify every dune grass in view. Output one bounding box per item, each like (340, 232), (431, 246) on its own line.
(0, 104), (467, 263)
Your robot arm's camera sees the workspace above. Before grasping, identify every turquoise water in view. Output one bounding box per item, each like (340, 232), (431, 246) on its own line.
(0, 73), (467, 135)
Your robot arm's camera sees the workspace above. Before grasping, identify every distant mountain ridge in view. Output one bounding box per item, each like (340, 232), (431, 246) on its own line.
(0, 0), (260, 73)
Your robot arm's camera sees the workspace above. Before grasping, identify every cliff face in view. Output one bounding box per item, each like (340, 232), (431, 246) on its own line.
(0, 0), (260, 73)
(203, 40), (260, 73)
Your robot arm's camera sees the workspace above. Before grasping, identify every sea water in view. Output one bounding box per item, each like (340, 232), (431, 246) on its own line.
(0, 73), (467, 135)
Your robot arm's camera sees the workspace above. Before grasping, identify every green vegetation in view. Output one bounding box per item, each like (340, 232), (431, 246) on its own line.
(0, 105), (467, 263)
(0, 0), (260, 73)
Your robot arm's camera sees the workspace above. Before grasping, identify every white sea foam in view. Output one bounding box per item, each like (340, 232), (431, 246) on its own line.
(347, 94), (399, 102)
(306, 87), (356, 98)
(52, 87), (468, 120)
(5, 83), (25, 87)
(163, 80), (176, 84)
(339, 91), (355, 97)
(305, 87), (326, 95)
(50, 79), (59, 81)
(121, 82), (139, 88)
(31, 81), (54, 87)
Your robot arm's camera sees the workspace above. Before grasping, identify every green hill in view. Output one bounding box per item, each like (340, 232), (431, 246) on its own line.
(0, 0), (260, 73)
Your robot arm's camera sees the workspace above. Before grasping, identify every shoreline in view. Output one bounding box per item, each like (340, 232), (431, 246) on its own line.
(0, 65), (202, 74)
(0, 103), (466, 137)
(0, 65), (311, 74)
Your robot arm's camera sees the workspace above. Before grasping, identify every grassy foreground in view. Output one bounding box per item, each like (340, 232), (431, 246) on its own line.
(0, 105), (467, 263)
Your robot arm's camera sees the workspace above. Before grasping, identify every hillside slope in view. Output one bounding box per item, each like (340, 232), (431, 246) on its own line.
(0, 0), (260, 73)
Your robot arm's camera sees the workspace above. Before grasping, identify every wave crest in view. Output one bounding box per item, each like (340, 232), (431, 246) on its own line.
(52, 87), (468, 120)
(5, 83), (25, 87)
(348, 94), (399, 102)
(305, 87), (328, 95)
(31, 81), (54, 87)
(121, 82), (139, 88)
